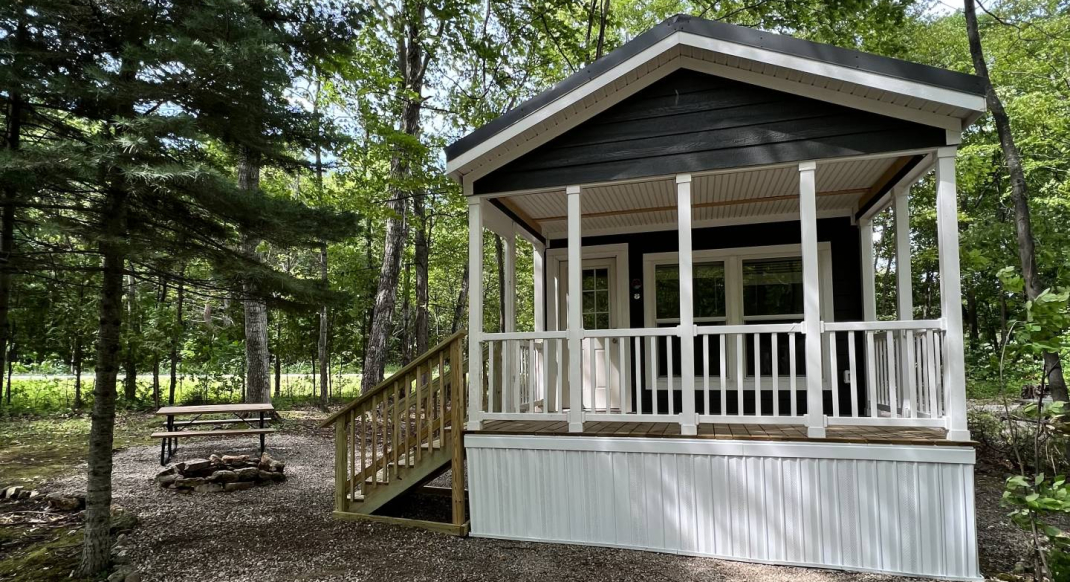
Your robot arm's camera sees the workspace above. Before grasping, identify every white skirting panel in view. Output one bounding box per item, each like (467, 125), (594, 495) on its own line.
(465, 435), (980, 581)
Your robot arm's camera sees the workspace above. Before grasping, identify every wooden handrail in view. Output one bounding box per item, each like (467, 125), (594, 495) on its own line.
(321, 329), (466, 428)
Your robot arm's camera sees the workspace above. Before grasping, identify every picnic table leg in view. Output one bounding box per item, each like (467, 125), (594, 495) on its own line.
(259, 411), (265, 454)
(160, 435), (166, 465)
(168, 415), (176, 462)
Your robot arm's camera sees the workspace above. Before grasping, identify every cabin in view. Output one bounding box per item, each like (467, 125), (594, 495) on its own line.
(324, 14), (986, 581)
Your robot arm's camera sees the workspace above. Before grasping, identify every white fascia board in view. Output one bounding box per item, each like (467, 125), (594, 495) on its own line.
(679, 32), (986, 114)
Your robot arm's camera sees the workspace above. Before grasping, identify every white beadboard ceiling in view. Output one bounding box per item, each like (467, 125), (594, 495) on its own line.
(500, 157), (897, 239)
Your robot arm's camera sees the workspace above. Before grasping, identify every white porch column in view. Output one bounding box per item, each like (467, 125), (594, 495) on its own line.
(894, 186), (914, 320)
(859, 220), (877, 321)
(467, 196), (484, 430)
(502, 224), (517, 412)
(533, 243), (545, 332)
(676, 174), (698, 435)
(935, 147), (970, 441)
(566, 186), (584, 432)
(894, 185), (915, 417)
(799, 161), (826, 438)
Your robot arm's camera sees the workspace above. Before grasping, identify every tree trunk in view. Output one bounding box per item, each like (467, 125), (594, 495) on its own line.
(0, 20), (24, 410)
(451, 262), (469, 333)
(964, 0), (1068, 401)
(74, 339), (83, 409)
(168, 267), (184, 406)
(413, 191), (430, 356)
(123, 264), (137, 402)
(152, 277), (166, 408)
(274, 317), (282, 397)
(79, 188), (127, 576)
(401, 259), (412, 365)
(239, 149), (271, 403)
(361, 9), (426, 393)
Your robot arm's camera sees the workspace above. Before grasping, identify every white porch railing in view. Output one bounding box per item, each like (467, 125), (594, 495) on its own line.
(822, 320), (947, 427)
(474, 320), (953, 431)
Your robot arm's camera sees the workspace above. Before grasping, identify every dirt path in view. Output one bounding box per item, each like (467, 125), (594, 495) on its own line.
(37, 421), (1028, 582)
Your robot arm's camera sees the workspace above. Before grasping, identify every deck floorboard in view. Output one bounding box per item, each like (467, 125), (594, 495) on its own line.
(471, 419), (970, 446)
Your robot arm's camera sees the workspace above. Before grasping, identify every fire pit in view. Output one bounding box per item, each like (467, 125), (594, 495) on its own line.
(155, 453), (286, 493)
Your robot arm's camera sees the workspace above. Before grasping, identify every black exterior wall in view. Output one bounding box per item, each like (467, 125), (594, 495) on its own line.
(547, 216), (866, 416)
(474, 70), (946, 195)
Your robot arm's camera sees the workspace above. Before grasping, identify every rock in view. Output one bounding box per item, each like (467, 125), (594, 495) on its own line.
(27, 490), (39, 499)
(269, 460), (285, 473)
(174, 477), (205, 488)
(107, 567), (132, 582)
(258, 470), (285, 482)
(156, 474), (178, 488)
(209, 454), (222, 465)
(3, 486), (23, 499)
(181, 458), (211, 474)
(46, 493), (84, 511)
(125, 572), (143, 582)
(221, 455), (249, 466)
(209, 470), (238, 483)
(194, 483), (223, 493)
(16, 489), (31, 499)
(234, 467), (259, 481)
(112, 548), (131, 564)
(258, 453), (273, 470)
(155, 466), (177, 478)
(224, 481), (254, 492)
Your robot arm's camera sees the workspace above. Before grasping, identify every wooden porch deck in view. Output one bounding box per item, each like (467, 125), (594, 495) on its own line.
(470, 420), (972, 446)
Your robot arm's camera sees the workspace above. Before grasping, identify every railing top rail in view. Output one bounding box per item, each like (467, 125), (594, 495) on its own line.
(482, 331), (568, 341)
(320, 329), (466, 428)
(696, 323), (804, 334)
(822, 319), (943, 332)
(583, 327), (679, 338)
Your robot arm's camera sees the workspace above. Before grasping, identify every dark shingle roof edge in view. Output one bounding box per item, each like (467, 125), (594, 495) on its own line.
(445, 14), (985, 163)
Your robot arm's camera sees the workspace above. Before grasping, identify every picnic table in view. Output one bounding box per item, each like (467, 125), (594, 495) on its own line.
(153, 403), (276, 465)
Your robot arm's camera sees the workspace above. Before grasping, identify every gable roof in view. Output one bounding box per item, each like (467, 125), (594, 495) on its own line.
(446, 15), (986, 183)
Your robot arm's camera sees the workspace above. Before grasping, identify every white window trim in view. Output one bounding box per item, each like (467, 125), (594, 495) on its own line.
(641, 243), (836, 391)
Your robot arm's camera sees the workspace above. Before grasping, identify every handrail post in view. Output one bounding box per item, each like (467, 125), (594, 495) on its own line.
(450, 338), (466, 525)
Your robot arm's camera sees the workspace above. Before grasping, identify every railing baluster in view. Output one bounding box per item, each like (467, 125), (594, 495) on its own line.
(771, 333), (779, 417)
(604, 337), (612, 414)
(885, 331), (898, 417)
(736, 333), (744, 416)
(634, 336), (642, 415)
(529, 339), (536, 412)
(617, 336), (626, 414)
(865, 331), (877, 418)
(371, 394), (378, 491)
(513, 339), (521, 413)
(349, 411), (356, 503)
(649, 336), (658, 415)
(415, 364), (423, 463)
(358, 410), (366, 493)
(904, 330), (917, 419)
(753, 332), (762, 416)
(703, 334), (710, 417)
(488, 341), (496, 414)
(556, 339), (563, 414)
(847, 331), (858, 417)
(926, 330), (939, 418)
(667, 336), (675, 416)
(789, 332), (797, 417)
(719, 334), (727, 417)
(828, 331), (839, 418)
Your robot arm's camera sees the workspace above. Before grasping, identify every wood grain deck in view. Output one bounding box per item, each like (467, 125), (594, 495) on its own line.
(470, 420), (972, 446)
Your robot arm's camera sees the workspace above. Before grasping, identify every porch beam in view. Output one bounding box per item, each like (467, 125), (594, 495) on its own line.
(935, 148), (970, 441)
(799, 161), (826, 438)
(676, 174), (698, 435)
(566, 185), (584, 432)
(894, 185), (914, 320)
(467, 196), (484, 430)
(860, 220), (877, 321)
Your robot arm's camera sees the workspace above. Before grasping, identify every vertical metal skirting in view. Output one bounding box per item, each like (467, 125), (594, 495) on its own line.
(466, 436), (980, 581)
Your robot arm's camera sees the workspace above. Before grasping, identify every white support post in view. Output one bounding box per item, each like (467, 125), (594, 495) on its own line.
(467, 195), (484, 430)
(566, 186), (584, 432)
(894, 185), (915, 416)
(860, 220), (877, 321)
(894, 186), (914, 320)
(533, 244), (545, 332)
(799, 161), (826, 438)
(935, 147), (970, 441)
(676, 174), (698, 435)
(502, 224), (517, 412)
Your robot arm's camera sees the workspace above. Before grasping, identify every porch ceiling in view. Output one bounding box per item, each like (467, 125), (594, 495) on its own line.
(498, 156), (904, 239)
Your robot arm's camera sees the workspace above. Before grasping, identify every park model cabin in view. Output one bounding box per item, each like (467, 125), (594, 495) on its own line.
(451, 15), (986, 581)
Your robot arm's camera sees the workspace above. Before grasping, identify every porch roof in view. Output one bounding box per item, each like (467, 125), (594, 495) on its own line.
(446, 15), (986, 183)
(492, 154), (923, 240)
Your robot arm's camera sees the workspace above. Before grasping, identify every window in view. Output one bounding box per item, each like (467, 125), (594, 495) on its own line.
(645, 248), (826, 380)
(581, 268), (611, 329)
(653, 262), (726, 377)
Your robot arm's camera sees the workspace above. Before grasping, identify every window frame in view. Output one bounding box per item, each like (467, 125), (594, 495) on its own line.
(642, 243), (834, 384)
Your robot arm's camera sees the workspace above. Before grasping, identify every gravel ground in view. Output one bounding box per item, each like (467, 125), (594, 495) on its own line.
(46, 423), (1028, 582)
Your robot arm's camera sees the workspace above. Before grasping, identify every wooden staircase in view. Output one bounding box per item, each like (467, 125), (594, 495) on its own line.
(321, 331), (468, 535)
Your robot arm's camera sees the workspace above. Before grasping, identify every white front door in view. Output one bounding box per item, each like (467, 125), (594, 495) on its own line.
(558, 258), (621, 411)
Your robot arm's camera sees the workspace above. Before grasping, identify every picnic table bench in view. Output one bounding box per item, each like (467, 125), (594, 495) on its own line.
(153, 403), (276, 465)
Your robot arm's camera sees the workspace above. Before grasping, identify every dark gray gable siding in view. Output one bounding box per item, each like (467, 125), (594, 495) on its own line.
(473, 70), (946, 195)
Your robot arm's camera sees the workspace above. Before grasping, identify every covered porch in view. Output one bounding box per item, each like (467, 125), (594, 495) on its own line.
(464, 151), (970, 441)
